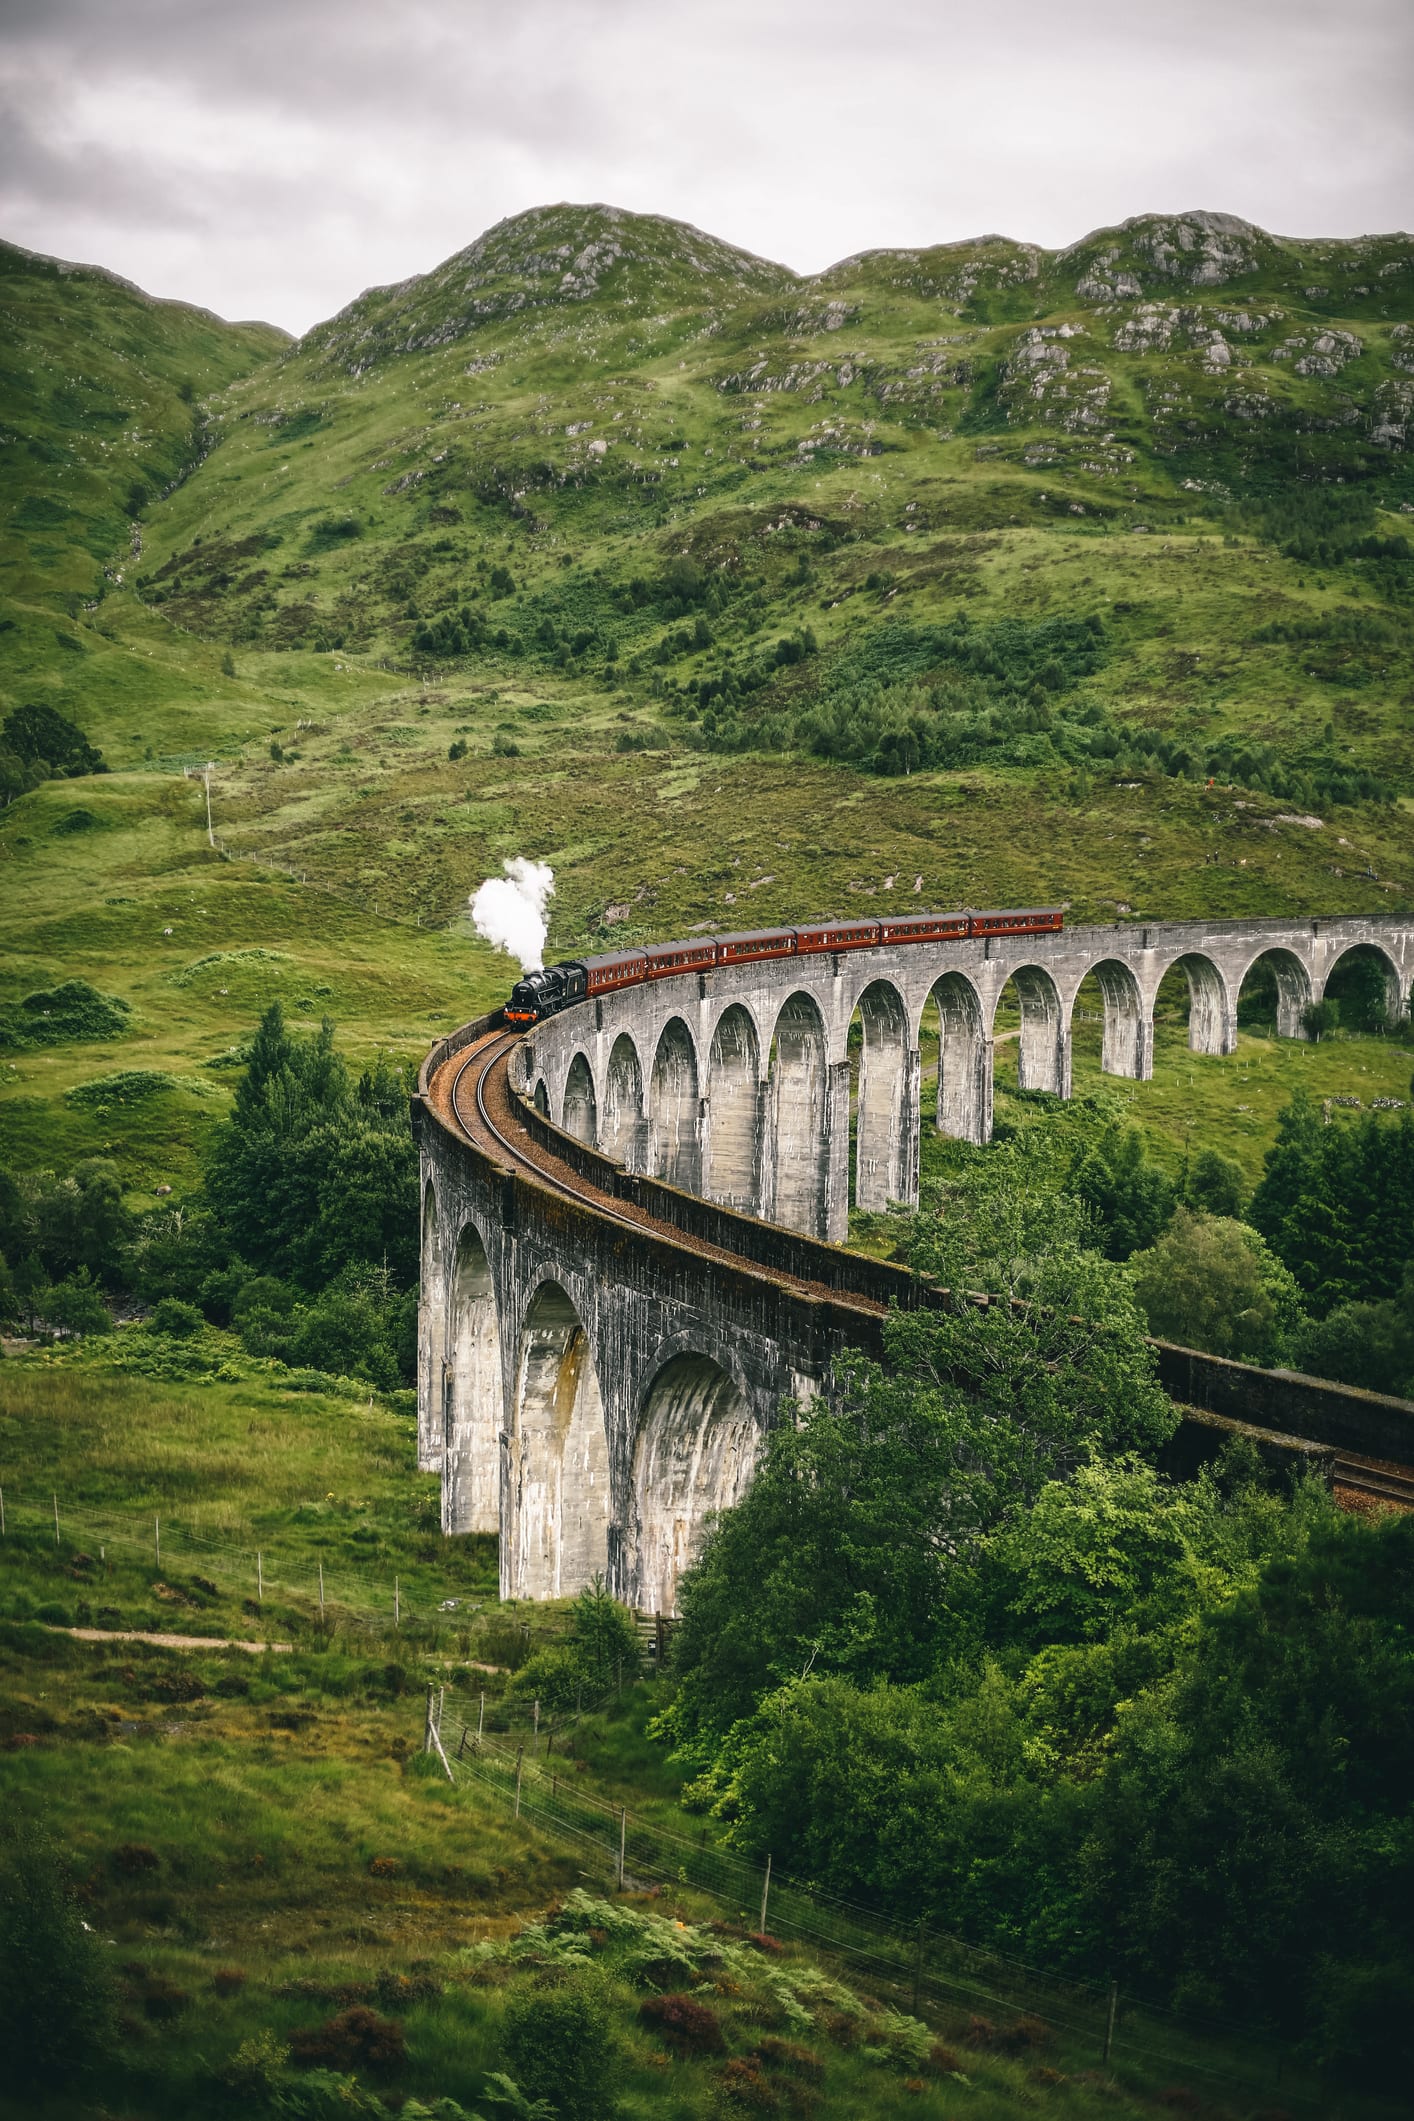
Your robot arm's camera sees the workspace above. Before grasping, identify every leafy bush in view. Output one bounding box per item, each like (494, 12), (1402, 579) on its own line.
(501, 1980), (620, 2121)
(1130, 1209), (1307, 1365)
(0, 1821), (116, 2093)
(0, 977), (129, 1050)
(66, 1069), (189, 1108)
(288, 2004), (406, 2073)
(47, 1270), (113, 1338)
(149, 1296), (204, 1339)
(639, 1992), (725, 2053)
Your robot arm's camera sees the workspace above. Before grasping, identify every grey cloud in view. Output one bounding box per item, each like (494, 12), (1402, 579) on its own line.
(1, 0), (1410, 332)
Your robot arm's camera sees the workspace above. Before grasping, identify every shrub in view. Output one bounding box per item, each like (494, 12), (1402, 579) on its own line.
(0, 1821), (116, 2092)
(46, 1271), (112, 1338)
(289, 2004), (406, 2073)
(150, 1297), (204, 1339)
(638, 1991), (725, 2054)
(502, 1980), (621, 2121)
(717, 2057), (779, 2110)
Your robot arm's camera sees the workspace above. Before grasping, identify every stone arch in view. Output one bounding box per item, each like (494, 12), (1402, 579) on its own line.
(765, 990), (831, 1236)
(1078, 958), (1152, 1078)
(991, 964), (1069, 1097)
(509, 1280), (609, 1601)
(929, 970), (990, 1145)
(649, 1017), (702, 1191)
(602, 1032), (644, 1167)
(632, 1352), (759, 1617)
(562, 1051), (597, 1144)
(1321, 941), (1408, 1030)
(1155, 952), (1235, 1056)
(444, 1221), (502, 1535)
(533, 1077), (550, 1117)
(705, 1004), (762, 1212)
(851, 979), (917, 1209)
(1236, 946), (1314, 1040)
(417, 1180), (444, 1472)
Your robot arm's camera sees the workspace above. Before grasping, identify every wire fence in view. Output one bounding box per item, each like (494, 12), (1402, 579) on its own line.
(0, 1489), (538, 1651)
(429, 1690), (1306, 2108)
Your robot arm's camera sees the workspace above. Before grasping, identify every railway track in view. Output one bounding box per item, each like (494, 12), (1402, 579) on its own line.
(1332, 1455), (1414, 1510)
(440, 1025), (886, 1315)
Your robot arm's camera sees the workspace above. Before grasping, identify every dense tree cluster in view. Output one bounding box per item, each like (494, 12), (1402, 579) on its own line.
(667, 1140), (1414, 2086)
(0, 1005), (420, 1389)
(0, 704), (105, 803)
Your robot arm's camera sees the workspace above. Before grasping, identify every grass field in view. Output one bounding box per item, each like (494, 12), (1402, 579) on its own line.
(1, 1352), (1395, 2121)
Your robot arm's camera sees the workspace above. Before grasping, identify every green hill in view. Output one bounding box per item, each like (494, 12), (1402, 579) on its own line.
(126, 203), (1414, 799)
(1, 207), (1412, 1201)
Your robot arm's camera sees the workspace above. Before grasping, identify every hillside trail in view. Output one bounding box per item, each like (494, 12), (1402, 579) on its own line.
(46, 1624), (293, 1653)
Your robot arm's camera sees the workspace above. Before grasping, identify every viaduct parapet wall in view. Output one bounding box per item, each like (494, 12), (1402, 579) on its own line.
(416, 914), (1414, 1614)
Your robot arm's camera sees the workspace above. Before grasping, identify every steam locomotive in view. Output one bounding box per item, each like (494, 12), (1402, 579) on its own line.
(504, 907), (1064, 1027)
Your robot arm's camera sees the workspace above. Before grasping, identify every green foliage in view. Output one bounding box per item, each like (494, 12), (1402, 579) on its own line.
(149, 1294), (204, 1338)
(0, 1819), (117, 2093)
(1250, 1088), (1414, 1315)
(46, 1268), (113, 1337)
(1, 1158), (133, 1289)
(1294, 1263), (1414, 1398)
(65, 1068), (190, 1107)
(674, 1148), (1172, 1736)
(1070, 1121), (1176, 1258)
(1, 702), (105, 777)
(1182, 1146), (1247, 1219)
(500, 1978), (621, 2121)
(204, 1005), (418, 1291)
(0, 977), (130, 1050)
(1130, 1207), (1307, 1364)
(508, 1577), (641, 1713)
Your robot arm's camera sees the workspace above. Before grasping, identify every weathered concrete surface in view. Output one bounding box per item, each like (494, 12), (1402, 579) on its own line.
(523, 914), (1414, 1239)
(418, 915), (1414, 1611)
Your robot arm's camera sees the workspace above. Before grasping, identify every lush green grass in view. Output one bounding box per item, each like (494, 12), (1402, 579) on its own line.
(0, 1343), (503, 1646)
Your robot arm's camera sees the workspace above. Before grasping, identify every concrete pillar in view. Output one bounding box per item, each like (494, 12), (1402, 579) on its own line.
(899, 1045), (922, 1209)
(825, 1059), (851, 1243)
(417, 1183), (444, 1472)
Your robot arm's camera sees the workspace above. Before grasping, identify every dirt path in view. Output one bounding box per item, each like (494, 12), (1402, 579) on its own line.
(49, 1625), (292, 1654)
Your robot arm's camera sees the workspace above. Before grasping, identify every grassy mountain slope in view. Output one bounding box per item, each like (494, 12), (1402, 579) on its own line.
(127, 204), (1414, 794)
(0, 239), (288, 757)
(1, 209), (1413, 1204)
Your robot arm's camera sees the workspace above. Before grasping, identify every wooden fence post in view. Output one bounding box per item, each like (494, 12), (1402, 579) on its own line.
(760, 1854), (772, 1937)
(617, 1806), (627, 1890)
(1103, 1981), (1118, 2065)
(912, 1918), (926, 2014)
(514, 1749), (524, 1818)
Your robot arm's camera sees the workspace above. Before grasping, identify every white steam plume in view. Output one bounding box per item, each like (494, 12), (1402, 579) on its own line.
(470, 858), (555, 974)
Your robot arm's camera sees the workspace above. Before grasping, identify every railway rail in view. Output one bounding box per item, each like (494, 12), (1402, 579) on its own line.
(441, 1023), (886, 1317)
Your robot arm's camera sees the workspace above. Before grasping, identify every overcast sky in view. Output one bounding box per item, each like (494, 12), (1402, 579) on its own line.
(1, 0), (1410, 337)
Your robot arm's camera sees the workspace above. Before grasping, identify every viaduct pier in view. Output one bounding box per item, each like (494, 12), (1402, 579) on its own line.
(414, 913), (1414, 1614)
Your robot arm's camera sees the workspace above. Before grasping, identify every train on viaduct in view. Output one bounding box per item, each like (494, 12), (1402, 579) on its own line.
(412, 911), (1414, 1617)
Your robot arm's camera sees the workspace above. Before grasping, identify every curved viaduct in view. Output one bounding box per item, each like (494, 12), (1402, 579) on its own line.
(414, 913), (1414, 1614)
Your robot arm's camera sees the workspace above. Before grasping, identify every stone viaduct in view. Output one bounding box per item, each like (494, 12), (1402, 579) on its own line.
(414, 913), (1414, 1615)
